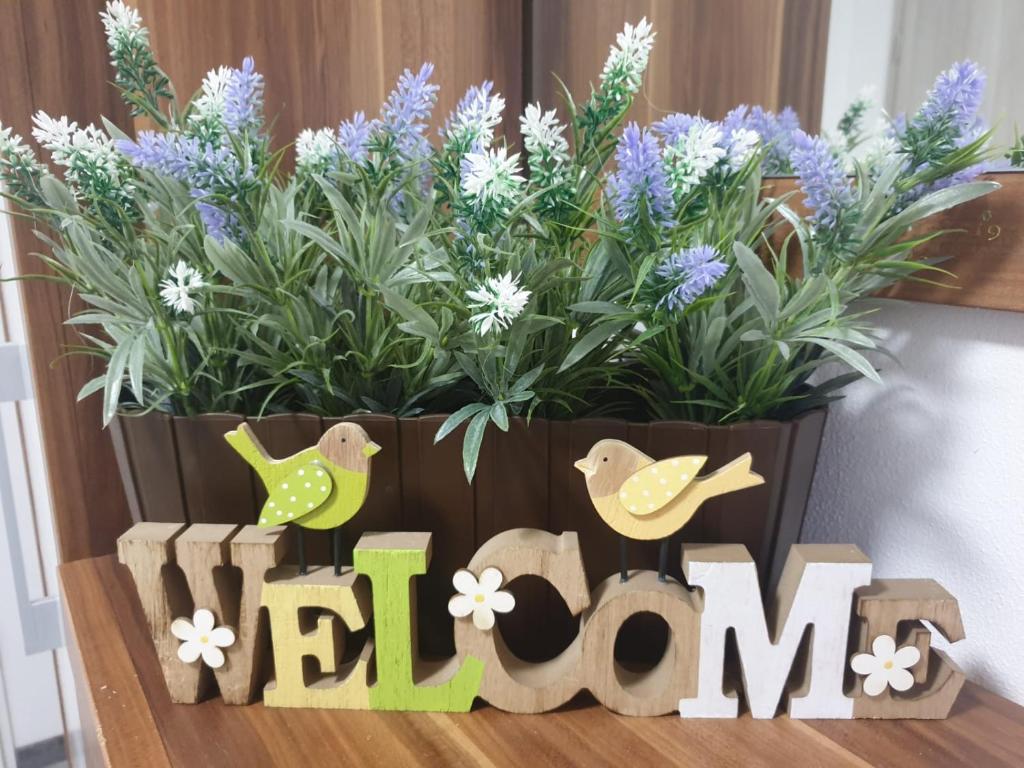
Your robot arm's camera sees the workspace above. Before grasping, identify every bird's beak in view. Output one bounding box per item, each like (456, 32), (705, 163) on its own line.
(573, 458), (595, 477)
(363, 441), (382, 458)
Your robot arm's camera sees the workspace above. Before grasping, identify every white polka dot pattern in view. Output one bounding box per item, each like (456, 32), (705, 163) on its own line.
(257, 463), (334, 527)
(617, 456), (707, 516)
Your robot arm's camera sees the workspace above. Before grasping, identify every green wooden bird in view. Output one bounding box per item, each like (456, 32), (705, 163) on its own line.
(225, 422), (381, 575)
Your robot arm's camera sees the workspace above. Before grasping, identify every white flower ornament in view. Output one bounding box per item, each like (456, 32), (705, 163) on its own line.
(171, 608), (236, 669)
(851, 634), (921, 696)
(448, 567), (515, 630)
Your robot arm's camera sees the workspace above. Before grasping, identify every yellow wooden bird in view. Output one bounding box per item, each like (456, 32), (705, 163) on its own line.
(225, 422), (381, 576)
(574, 440), (764, 582)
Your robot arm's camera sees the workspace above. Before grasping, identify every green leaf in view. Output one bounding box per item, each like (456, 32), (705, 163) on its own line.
(733, 242), (779, 324)
(76, 375), (106, 402)
(462, 410), (490, 482)
(490, 403), (509, 431)
(557, 319), (630, 373)
(810, 338), (881, 383)
(509, 364), (544, 395)
(434, 403), (488, 444)
(568, 301), (626, 316)
(382, 288), (440, 343)
(103, 337), (134, 425)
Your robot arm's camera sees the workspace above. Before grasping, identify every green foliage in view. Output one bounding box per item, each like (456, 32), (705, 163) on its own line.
(0, 8), (1004, 482)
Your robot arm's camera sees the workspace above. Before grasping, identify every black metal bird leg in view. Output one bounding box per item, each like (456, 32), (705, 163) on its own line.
(658, 538), (669, 582)
(620, 536), (629, 582)
(297, 528), (307, 575)
(333, 527), (342, 576)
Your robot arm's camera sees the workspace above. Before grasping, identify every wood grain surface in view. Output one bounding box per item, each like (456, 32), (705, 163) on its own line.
(531, 0), (831, 131)
(136, 0), (525, 163)
(62, 554), (1024, 768)
(0, 0), (134, 563)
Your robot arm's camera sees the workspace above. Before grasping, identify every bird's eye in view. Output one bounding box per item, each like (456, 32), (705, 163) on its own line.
(602, 457), (608, 462)
(341, 438), (347, 443)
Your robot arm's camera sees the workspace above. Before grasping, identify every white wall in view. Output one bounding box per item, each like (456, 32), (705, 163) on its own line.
(808, 0), (1024, 705)
(819, 0), (894, 135)
(803, 301), (1024, 703)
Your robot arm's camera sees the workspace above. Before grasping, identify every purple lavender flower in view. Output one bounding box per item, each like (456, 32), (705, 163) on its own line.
(116, 132), (191, 178)
(790, 130), (854, 232)
(607, 122), (672, 229)
(338, 111), (375, 164)
(914, 60), (985, 135)
(119, 129), (250, 241)
(443, 80), (504, 153)
(381, 63), (439, 161)
(895, 61), (989, 206)
(722, 105), (750, 136)
(655, 245), (728, 311)
(652, 113), (695, 147)
(223, 57), (264, 134)
(190, 189), (234, 242)
(119, 131), (250, 190)
(747, 106), (800, 175)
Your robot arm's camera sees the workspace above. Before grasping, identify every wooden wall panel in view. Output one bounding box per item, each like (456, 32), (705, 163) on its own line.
(137, 0), (525, 162)
(530, 0), (830, 131)
(0, 0), (134, 563)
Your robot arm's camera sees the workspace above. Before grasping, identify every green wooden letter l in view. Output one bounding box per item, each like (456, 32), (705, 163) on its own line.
(353, 532), (482, 711)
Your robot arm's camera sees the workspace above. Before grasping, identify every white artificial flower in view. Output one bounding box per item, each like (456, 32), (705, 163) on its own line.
(520, 103), (569, 159)
(851, 634), (921, 696)
(466, 271), (531, 335)
(99, 1), (144, 47)
(0, 124), (39, 165)
(664, 119), (726, 195)
(295, 127), (339, 172)
(30, 112), (76, 157)
(448, 85), (505, 151)
(863, 132), (901, 174)
(189, 65), (234, 127)
(448, 566), (516, 630)
(726, 127), (760, 171)
(600, 17), (656, 99)
(461, 146), (525, 207)
(31, 111), (127, 196)
(160, 260), (206, 315)
(171, 608), (235, 668)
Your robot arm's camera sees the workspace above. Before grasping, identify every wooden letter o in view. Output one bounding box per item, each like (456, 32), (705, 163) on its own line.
(580, 571), (700, 716)
(453, 528), (590, 713)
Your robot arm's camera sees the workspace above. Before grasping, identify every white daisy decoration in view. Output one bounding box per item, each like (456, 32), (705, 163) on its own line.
(448, 566), (516, 630)
(160, 260), (206, 315)
(851, 634), (922, 696)
(171, 608), (236, 669)
(466, 271), (531, 335)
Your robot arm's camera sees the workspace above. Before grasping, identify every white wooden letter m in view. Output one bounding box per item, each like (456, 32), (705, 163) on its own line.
(679, 543), (872, 719)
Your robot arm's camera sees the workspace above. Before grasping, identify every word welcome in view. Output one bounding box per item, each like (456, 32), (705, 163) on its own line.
(118, 523), (965, 719)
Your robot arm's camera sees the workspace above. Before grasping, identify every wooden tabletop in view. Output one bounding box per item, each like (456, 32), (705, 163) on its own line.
(61, 555), (1024, 768)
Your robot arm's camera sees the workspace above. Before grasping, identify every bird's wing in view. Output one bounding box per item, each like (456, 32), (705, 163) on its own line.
(618, 456), (708, 517)
(257, 463), (333, 526)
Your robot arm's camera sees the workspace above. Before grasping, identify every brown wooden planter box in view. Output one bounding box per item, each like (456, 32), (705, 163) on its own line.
(110, 410), (826, 660)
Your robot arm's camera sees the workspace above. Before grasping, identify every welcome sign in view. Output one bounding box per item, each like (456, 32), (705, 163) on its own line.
(117, 523), (965, 720)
